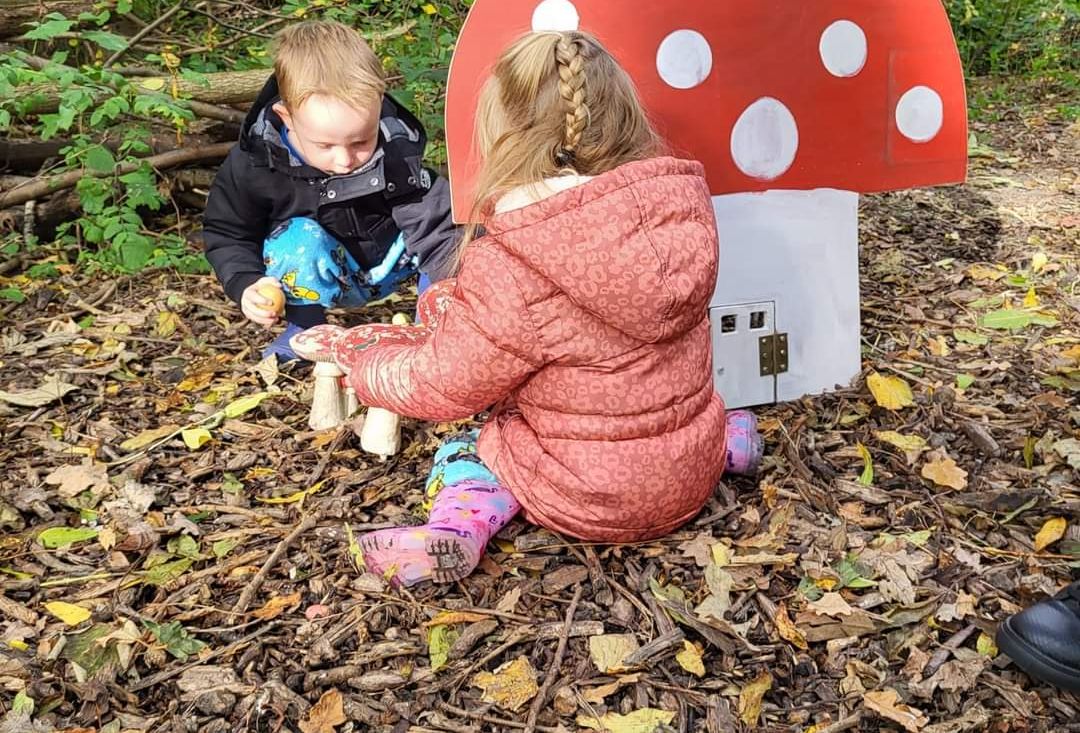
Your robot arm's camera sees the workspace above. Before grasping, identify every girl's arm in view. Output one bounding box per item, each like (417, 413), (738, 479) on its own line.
(342, 244), (543, 421)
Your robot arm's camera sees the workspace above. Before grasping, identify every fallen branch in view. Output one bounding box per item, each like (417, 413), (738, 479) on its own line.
(524, 584), (583, 733)
(0, 142), (233, 209)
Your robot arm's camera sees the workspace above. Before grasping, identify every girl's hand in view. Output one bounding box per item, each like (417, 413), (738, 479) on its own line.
(241, 277), (284, 327)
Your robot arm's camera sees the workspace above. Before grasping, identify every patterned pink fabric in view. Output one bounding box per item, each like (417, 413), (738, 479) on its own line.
(342, 157), (727, 542)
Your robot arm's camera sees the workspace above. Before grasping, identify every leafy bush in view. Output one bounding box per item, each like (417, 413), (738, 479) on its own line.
(946, 0), (1080, 77)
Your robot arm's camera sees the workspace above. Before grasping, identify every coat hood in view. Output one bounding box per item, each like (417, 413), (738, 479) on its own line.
(483, 157), (719, 343)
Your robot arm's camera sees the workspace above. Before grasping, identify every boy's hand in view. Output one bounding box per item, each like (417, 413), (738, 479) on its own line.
(241, 277), (284, 327)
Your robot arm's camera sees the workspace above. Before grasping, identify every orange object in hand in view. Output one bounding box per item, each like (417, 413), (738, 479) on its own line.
(258, 284), (285, 315)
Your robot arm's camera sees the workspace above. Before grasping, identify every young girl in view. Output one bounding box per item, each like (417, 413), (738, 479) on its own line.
(290, 30), (762, 587)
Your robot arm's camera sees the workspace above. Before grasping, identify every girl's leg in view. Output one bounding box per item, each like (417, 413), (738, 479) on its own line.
(359, 433), (520, 587)
(725, 410), (764, 475)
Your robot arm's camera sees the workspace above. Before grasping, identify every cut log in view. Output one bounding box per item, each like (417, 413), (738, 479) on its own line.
(1, 131), (231, 173)
(0, 142), (234, 209)
(18, 68), (271, 115)
(0, 0), (94, 40)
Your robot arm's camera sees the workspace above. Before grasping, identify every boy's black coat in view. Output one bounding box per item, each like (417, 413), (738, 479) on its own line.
(202, 76), (458, 303)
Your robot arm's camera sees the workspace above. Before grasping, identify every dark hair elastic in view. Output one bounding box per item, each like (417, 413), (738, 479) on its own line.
(554, 148), (576, 167)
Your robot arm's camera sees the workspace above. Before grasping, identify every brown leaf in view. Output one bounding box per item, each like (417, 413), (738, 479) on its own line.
(920, 452), (968, 491)
(251, 592), (301, 620)
(807, 592), (854, 618)
(424, 611), (492, 627)
(299, 688), (346, 733)
(588, 634), (640, 674)
(738, 672), (772, 726)
(774, 601), (808, 650)
(471, 656), (538, 711)
(864, 688), (929, 732)
(45, 461), (110, 498)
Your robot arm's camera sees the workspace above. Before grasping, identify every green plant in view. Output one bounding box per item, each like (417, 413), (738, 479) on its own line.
(946, 0), (1080, 78)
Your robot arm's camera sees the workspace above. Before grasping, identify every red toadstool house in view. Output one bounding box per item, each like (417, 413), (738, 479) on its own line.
(445, 0), (968, 407)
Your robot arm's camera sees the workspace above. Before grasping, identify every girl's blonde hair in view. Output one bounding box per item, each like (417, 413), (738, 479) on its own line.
(463, 31), (664, 247)
(272, 21), (386, 113)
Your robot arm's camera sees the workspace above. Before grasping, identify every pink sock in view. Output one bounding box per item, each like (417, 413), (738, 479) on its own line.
(359, 480), (520, 587)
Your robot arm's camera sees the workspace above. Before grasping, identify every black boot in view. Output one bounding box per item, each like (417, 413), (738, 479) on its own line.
(997, 580), (1080, 693)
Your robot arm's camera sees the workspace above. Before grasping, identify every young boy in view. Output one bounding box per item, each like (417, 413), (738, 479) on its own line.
(202, 20), (459, 361)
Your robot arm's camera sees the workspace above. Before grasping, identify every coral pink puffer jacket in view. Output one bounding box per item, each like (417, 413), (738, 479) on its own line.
(344, 157), (727, 542)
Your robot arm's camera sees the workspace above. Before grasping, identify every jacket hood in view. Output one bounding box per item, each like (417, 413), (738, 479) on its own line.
(237, 75), (421, 181)
(483, 157), (719, 343)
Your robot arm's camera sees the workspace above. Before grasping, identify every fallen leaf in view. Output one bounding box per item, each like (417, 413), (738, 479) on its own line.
(1053, 439), (1080, 469)
(120, 425), (181, 452)
(97, 526), (117, 551)
(223, 392), (270, 418)
(867, 372), (914, 411)
(774, 601), (809, 650)
(864, 688), (929, 732)
(676, 640), (705, 677)
(1033, 517), (1067, 552)
(182, 427), (212, 451)
(428, 624), (458, 673)
(44, 601), (92, 626)
(424, 611), (492, 627)
(953, 329), (989, 346)
(956, 374), (976, 390)
(252, 592), (301, 620)
(976, 632), (999, 658)
(471, 656), (538, 711)
(0, 375), (78, 407)
(578, 709), (675, 733)
(155, 310), (181, 338)
(856, 442), (874, 485)
(1031, 252), (1049, 273)
(967, 264), (1006, 281)
(44, 461), (111, 498)
(876, 431), (928, 463)
(38, 526), (99, 549)
(807, 592), (855, 618)
(299, 688), (346, 733)
(928, 335), (950, 357)
(588, 634), (640, 674)
(738, 672), (773, 726)
(921, 453), (968, 491)
(495, 587), (522, 614)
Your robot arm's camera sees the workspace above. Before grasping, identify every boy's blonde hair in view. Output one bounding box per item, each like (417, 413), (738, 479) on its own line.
(272, 20), (386, 112)
(464, 31), (664, 245)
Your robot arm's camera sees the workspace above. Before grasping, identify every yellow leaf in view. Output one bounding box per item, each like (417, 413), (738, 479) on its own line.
(675, 640), (705, 677)
(867, 372), (914, 411)
(471, 656), (538, 712)
(863, 688), (929, 732)
(181, 427), (212, 451)
(928, 335), (950, 357)
(588, 634), (640, 674)
(1023, 287), (1040, 309)
(299, 688), (346, 733)
(738, 672), (773, 726)
(424, 611), (492, 627)
(120, 424), (181, 452)
(223, 392), (270, 418)
(976, 632), (999, 658)
(97, 526), (117, 551)
(710, 543), (731, 567)
(252, 592), (301, 620)
(920, 453), (968, 491)
(774, 602), (808, 650)
(578, 709), (675, 733)
(1031, 252), (1048, 273)
(967, 264), (1006, 282)
(155, 310), (181, 338)
(44, 601), (91, 626)
(875, 431), (928, 463)
(1033, 517), (1067, 552)
(8, 639), (28, 651)
(140, 77), (166, 91)
(421, 3), (437, 14)
(256, 479), (326, 505)
(856, 442), (874, 486)
(1062, 345), (1080, 364)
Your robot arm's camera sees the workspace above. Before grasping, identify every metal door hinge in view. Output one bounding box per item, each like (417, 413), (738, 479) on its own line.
(759, 333), (789, 376)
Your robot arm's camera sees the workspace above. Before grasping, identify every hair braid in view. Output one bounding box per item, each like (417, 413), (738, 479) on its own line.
(555, 35), (589, 158)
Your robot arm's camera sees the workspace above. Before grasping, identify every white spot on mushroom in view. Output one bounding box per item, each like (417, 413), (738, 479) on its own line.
(896, 86), (944, 143)
(531, 0), (579, 32)
(730, 97), (799, 180)
(656, 30), (713, 89)
(819, 20), (867, 78)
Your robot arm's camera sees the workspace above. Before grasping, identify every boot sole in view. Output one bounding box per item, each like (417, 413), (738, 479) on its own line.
(358, 531), (476, 587)
(997, 617), (1080, 694)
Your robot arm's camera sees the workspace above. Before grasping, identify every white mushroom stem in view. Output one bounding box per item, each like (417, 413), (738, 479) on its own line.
(344, 384), (359, 417)
(360, 407), (401, 460)
(309, 361), (348, 431)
